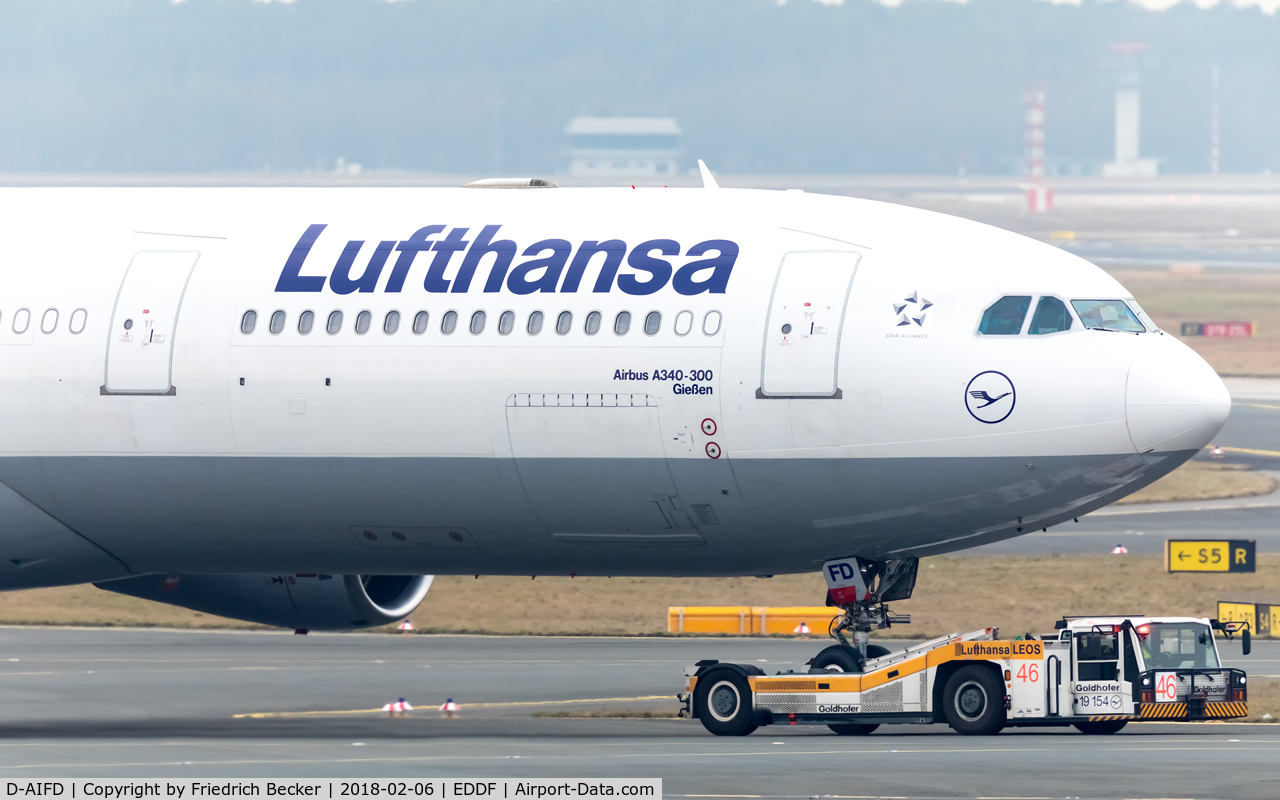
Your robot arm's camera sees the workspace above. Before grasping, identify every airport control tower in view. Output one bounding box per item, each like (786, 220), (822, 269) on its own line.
(1103, 42), (1158, 178)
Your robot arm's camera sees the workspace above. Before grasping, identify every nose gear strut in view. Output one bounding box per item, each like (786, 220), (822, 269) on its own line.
(823, 557), (918, 658)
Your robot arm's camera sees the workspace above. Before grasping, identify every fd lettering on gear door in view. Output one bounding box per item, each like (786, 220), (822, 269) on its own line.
(104, 251), (200, 395)
(758, 251), (860, 398)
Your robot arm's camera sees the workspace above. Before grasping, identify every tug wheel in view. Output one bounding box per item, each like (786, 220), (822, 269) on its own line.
(694, 668), (757, 736)
(1074, 720), (1128, 735)
(942, 665), (1006, 736)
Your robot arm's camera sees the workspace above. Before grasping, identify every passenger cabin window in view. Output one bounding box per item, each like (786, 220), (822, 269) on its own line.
(240, 310), (257, 334)
(40, 308), (57, 334)
(978, 296), (1030, 335)
(614, 311), (631, 335)
(470, 310), (486, 335)
(703, 310), (722, 336)
(298, 310), (314, 335)
(69, 308), (87, 335)
(644, 311), (661, 336)
(498, 310), (515, 335)
(1029, 297), (1072, 335)
(412, 311), (429, 335)
(527, 311), (544, 335)
(384, 310), (400, 334)
(674, 310), (693, 336)
(441, 310), (458, 334)
(555, 311), (572, 335)
(1071, 300), (1146, 333)
(326, 310), (343, 335)
(1075, 630), (1120, 682)
(12, 308), (29, 335)
(584, 311), (601, 336)
(269, 310), (286, 335)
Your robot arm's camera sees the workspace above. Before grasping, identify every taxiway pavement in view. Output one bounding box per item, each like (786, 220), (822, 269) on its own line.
(0, 627), (1275, 799)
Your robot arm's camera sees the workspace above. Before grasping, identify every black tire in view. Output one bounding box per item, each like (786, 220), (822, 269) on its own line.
(828, 723), (880, 735)
(810, 644), (865, 673)
(942, 665), (1006, 736)
(694, 669), (757, 736)
(1074, 720), (1128, 735)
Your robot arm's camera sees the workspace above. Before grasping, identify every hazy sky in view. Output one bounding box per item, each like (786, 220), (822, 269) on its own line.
(3, 0), (1279, 175)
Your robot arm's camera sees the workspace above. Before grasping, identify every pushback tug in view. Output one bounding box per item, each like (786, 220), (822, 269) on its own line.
(680, 558), (1251, 736)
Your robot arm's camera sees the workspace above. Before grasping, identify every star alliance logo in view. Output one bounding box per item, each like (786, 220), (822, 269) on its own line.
(893, 291), (932, 326)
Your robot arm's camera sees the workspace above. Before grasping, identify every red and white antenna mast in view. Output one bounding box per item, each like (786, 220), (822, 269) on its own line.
(1024, 81), (1052, 213)
(1211, 65), (1220, 175)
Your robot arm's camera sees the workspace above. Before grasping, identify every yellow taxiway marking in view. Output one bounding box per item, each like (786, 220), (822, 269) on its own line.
(1213, 445), (1280, 458)
(233, 695), (672, 718)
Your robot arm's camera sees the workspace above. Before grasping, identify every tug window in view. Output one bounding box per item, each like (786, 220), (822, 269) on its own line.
(978, 296), (1031, 335)
(527, 311), (544, 335)
(384, 310), (400, 335)
(614, 311), (631, 335)
(297, 310), (314, 335)
(1071, 300), (1146, 333)
(269, 310), (286, 335)
(1075, 631), (1120, 682)
(412, 311), (429, 335)
(498, 310), (515, 335)
(240, 310), (257, 334)
(1029, 297), (1072, 335)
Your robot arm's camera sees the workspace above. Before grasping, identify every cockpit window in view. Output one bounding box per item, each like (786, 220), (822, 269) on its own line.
(1071, 300), (1145, 333)
(978, 296), (1031, 335)
(1029, 296), (1072, 335)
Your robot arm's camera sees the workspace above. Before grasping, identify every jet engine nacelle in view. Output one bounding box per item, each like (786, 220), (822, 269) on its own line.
(94, 573), (433, 631)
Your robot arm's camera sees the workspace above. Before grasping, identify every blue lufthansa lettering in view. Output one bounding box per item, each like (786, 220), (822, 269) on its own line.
(458, 224), (515, 293)
(674, 240), (737, 295)
(274, 226), (740, 296)
(619, 239), (678, 296)
(386, 225), (445, 293)
(563, 240), (625, 293)
(274, 224), (328, 292)
(331, 240), (393, 295)
(508, 239), (571, 295)
(424, 228), (470, 293)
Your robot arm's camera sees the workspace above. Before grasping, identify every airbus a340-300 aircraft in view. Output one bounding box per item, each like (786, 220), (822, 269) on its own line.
(0, 174), (1229, 638)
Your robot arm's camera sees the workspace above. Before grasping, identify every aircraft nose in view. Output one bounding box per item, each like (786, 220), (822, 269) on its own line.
(1125, 338), (1230, 454)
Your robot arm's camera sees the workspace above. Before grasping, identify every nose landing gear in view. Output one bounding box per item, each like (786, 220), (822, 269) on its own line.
(814, 556), (918, 667)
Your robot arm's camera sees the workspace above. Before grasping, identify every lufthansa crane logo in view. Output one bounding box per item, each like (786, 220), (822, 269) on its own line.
(965, 371), (1015, 424)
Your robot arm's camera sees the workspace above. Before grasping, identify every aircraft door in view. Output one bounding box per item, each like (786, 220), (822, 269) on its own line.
(104, 251), (200, 395)
(758, 251), (860, 398)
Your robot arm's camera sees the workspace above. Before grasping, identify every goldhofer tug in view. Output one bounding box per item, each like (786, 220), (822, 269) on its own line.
(681, 559), (1251, 736)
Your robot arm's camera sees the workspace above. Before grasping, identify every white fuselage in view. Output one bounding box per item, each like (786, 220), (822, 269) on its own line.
(0, 186), (1229, 587)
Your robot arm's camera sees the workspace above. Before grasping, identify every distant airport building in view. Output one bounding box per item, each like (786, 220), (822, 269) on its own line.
(565, 117), (681, 177)
(1103, 43), (1158, 178)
